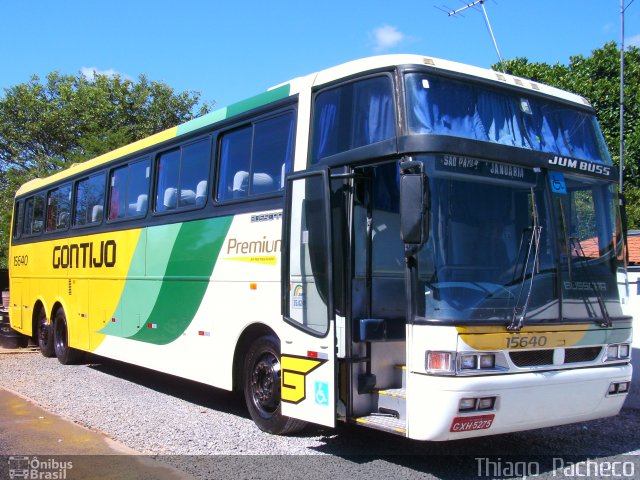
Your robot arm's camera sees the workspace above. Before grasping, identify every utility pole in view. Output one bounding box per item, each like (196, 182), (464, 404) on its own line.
(620, 0), (635, 196)
(442, 0), (506, 73)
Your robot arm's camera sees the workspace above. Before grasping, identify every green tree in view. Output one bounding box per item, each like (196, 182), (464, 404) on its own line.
(0, 71), (213, 266)
(495, 41), (640, 229)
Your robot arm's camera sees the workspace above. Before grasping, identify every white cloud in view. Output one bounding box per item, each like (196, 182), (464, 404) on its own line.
(626, 34), (640, 47)
(370, 25), (405, 52)
(80, 66), (128, 80)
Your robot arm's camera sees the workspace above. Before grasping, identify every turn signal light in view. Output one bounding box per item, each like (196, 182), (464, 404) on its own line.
(426, 351), (454, 374)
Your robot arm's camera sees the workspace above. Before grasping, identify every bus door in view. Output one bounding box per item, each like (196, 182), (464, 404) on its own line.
(281, 169), (336, 427)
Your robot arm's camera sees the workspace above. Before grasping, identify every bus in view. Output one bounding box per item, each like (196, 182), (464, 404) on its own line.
(8, 55), (632, 440)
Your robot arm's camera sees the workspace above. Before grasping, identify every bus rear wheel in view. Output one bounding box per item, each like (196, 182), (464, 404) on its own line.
(36, 306), (54, 358)
(243, 335), (306, 435)
(52, 308), (83, 365)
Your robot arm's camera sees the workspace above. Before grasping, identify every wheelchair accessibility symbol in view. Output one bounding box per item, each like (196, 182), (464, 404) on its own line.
(315, 381), (329, 406)
(549, 171), (567, 194)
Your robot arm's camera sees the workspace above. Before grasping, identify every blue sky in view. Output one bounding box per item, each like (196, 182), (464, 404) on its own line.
(2, 0), (639, 109)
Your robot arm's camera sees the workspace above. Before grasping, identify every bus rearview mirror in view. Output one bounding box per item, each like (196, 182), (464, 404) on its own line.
(400, 173), (429, 246)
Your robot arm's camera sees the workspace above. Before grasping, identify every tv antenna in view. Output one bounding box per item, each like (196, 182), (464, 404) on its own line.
(437, 1), (506, 73)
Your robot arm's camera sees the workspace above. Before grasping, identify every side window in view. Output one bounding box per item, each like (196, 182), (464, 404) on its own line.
(312, 76), (395, 163)
(23, 195), (45, 236)
(155, 138), (210, 213)
(108, 158), (150, 220)
(217, 111), (295, 201)
(46, 184), (71, 232)
(74, 173), (106, 226)
(12, 201), (24, 239)
(181, 140), (210, 207)
(217, 127), (251, 201)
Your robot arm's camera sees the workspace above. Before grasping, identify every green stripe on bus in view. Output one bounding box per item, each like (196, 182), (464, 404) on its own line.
(175, 84), (290, 138)
(99, 224), (182, 338)
(127, 216), (233, 345)
(176, 108), (228, 136)
(226, 84), (291, 118)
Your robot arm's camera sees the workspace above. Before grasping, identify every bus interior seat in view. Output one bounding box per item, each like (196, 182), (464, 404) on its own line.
(195, 180), (207, 206)
(251, 172), (275, 194)
(135, 194), (148, 214)
(91, 205), (104, 223)
(163, 188), (177, 210)
(180, 189), (196, 206)
(128, 194), (148, 216)
(232, 171), (249, 198)
(58, 212), (69, 229)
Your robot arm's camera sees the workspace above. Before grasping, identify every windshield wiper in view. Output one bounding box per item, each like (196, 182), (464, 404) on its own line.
(508, 188), (542, 332)
(569, 237), (612, 328)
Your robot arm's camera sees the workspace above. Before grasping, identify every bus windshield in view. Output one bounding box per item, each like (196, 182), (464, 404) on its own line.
(413, 155), (623, 324)
(405, 73), (612, 165)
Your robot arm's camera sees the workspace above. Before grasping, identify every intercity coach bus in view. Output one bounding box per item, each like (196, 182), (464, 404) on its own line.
(8, 55), (632, 440)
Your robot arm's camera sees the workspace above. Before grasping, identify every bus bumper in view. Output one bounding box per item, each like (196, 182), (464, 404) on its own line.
(406, 364), (632, 441)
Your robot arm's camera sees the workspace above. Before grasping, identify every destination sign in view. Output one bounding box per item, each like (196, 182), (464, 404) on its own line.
(435, 155), (536, 184)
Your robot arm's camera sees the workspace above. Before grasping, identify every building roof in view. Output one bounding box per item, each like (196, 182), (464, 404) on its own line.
(572, 233), (639, 266)
(629, 231), (640, 266)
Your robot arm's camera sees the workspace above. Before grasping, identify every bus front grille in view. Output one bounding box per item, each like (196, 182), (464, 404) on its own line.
(564, 346), (602, 363)
(509, 350), (553, 367)
(509, 346), (603, 368)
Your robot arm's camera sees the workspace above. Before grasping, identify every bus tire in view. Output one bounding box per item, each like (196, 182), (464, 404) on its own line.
(243, 335), (306, 435)
(36, 306), (55, 358)
(52, 308), (83, 365)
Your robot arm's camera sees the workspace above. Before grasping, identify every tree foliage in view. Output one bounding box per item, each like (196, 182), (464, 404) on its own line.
(0, 71), (213, 265)
(495, 41), (640, 229)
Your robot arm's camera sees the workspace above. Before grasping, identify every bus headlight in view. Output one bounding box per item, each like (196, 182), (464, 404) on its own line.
(606, 345), (619, 359)
(605, 344), (631, 361)
(619, 344), (630, 358)
(458, 353), (497, 371)
(459, 398), (477, 411)
(477, 397), (496, 410)
(479, 354), (496, 369)
(460, 354), (477, 369)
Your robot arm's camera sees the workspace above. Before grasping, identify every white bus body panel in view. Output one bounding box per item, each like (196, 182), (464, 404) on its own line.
(406, 364), (631, 441)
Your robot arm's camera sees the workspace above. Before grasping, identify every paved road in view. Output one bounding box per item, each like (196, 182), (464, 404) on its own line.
(0, 388), (190, 479)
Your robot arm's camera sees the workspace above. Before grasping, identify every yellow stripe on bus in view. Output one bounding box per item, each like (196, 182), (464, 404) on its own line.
(17, 127), (178, 196)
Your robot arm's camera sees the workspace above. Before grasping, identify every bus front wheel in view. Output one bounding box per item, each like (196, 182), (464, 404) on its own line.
(243, 335), (306, 435)
(52, 308), (83, 365)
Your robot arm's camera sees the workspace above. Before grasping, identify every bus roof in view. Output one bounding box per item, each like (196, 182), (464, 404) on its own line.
(16, 54), (592, 197)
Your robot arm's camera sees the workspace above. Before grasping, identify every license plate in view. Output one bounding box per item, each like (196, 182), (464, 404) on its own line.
(450, 414), (495, 432)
